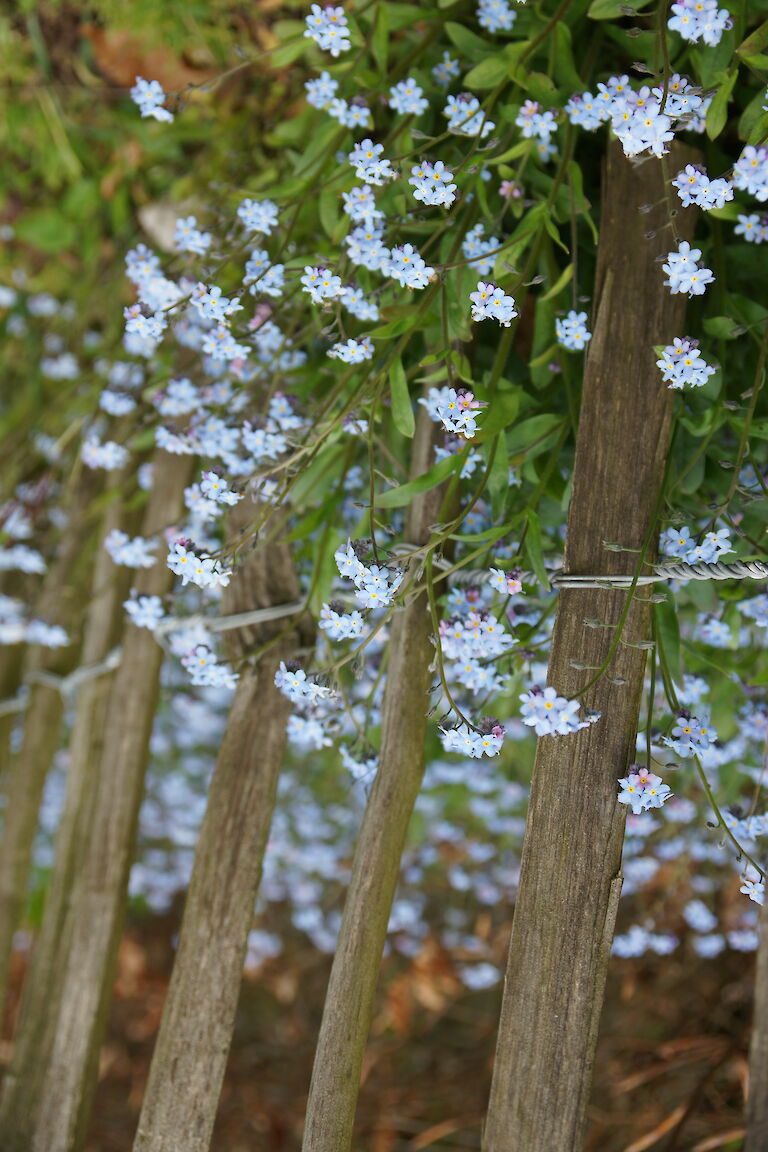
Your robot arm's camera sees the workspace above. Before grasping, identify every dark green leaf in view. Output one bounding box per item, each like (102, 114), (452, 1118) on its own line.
(655, 597), (681, 689)
(389, 357), (415, 438)
(706, 67), (738, 139)
(463, 53), (511, 90)
(445, 21), (493, 58)
(377, 454), (460, 507)
(525, 509), (549, 589)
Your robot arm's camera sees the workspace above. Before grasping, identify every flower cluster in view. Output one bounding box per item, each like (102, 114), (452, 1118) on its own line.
(740, 877), (766, 906)
(470, 282), (518, 326)
(431, 388), (483, 438)
(477, 0), (518, 33)
(386, 245), (434, 290)
(662, 712), (718, 758)
(388, 78), (429, 116)
(124, 595), (166, 631)
(617, 766), (673, 814)
(130, 76), (173, 123)
(519, 685), (599, 736)
(174, 216), (212, 256)
(656, 338), (716, 389)
(244, 250), (285, 297)
(301, 267), (345, 306)
(489, 568), (523, 596)
(672, 165), (733, 210)
(304, 4), (351, 55)
(733, 145), (768, 200)
(443, 94), (495, 138)
(555, 310), (592, 351)
(740, 594), (768, 628)
(318, 601), (366, 641)
(660, 524), (732, 564)
(0, 545), (46, 574)
(166, 540), (232, 590)
(565, 74), (708, 159)
(433, 52), (460, 87)
(349, 139), (393, 186)
(200, 471), (242, 505)
(515, 100), (558, 161)
(462, 224), (500, 276)
(409, 161), (457, 207)
(181, 645), (239, 689)
(668, 0), (732, 46)
(104, 530), (158, 569)
(274, 660), (335, 705)
(735, 214), (768, 244)
(662, 241), (714, 297)
(237, 198), (279, 234)
(441, 719), (505, 758)
(81, 436), (129, 471)
(334, 540), (404, 609)
(328, 337), (374, 363)
(440, 610), (517, 694)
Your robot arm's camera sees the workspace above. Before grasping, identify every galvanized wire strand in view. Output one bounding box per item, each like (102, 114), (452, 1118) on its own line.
(445, 558), (768, 589)
(2, 561), (766, 715)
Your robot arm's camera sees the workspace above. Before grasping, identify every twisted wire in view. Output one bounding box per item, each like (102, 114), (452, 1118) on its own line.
(446, 558), (768, 588)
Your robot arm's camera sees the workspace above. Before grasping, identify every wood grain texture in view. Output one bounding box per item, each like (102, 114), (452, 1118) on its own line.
(0, 465), (102, 1015)
(482, 142), (698, 1152)
(0, 497), (132, 1149)
(132, 502), (310, 1152)
(22, 450), (191, 1152)
(301, 408), (444, 1152)
(746, 895), (768, 1150)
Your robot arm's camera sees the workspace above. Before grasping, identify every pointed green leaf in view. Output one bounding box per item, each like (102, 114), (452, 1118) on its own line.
(706, 67), (738, 139)
(389, 357), (415, 438)
(654, 597), (681, 690)
(525, 509), (549, 589)
(376, 454), (460, 508)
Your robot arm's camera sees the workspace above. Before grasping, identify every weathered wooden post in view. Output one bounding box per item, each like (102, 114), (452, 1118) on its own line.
(301, 408), (443, 1152)
(132, 500), (311, 1152)
(14, 450), (191, 1152)
(0, 493), (133, 1145)
(746, 897), (768, 1150)
(482, 141), (697, 1152)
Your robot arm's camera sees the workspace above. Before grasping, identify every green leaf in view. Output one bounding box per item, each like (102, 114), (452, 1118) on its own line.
(16, 210), (77, 253)
(552, 23), (583, 90)
(525, 509), (549, 589)
(372, 5), (388, 75)
(444, 21), (493, 59)
(567, 161), (598, 243)
(475, 388), (522, 440)
(376, 454), (459, 508)
(463, 53), (511, 90)
(488, 433), (510, 520)
(318, 185), (339, 240)
(588, 0), (652, 18)
(739, 87), (768, 141)
(654, 597), (681, 690)
(270, 36), (306, 67)
(526, 72), (557, 103)
(487, 139), (534, 166)
(506, 414), (564, 456)
(384, 3), (427, 30)
(368, 315), (413, 338)
(389, 357), (415, 438)
(737, 17), (768, 57)
(541, 263), (573, 302)
(703, 315), (743, 340)
(706, 67), (738, 139)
